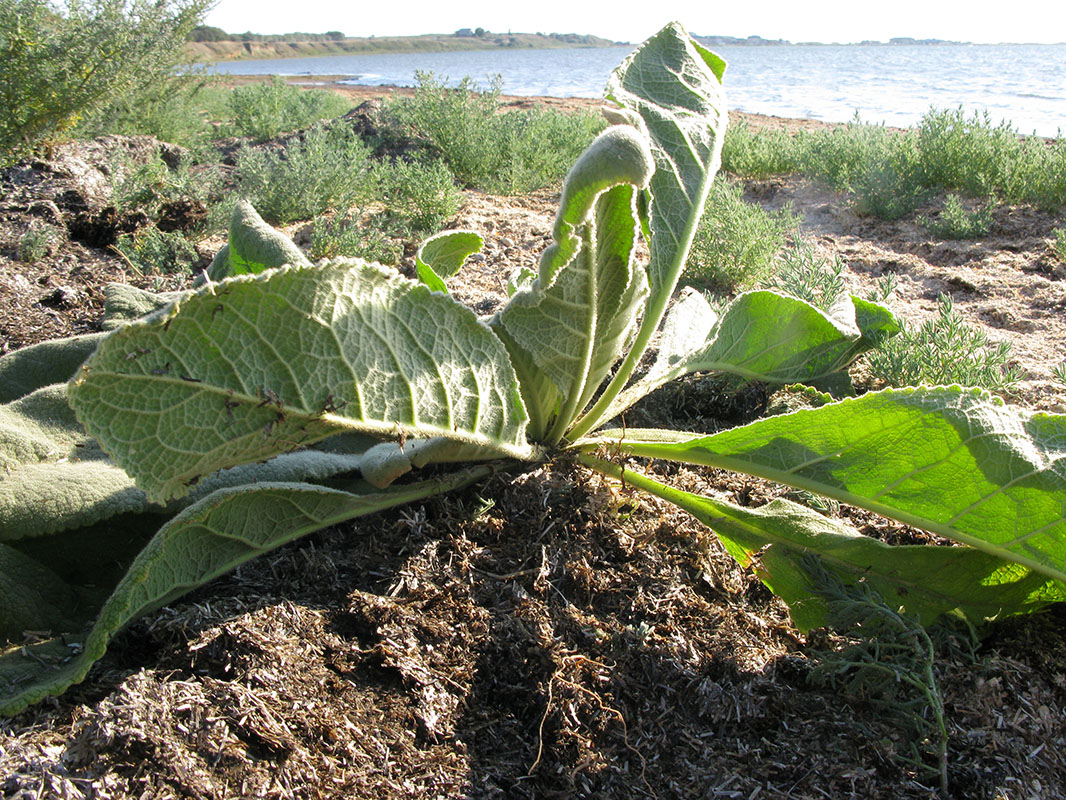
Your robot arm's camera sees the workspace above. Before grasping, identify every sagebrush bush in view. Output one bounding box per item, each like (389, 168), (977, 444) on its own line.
(865, 293), (1020, 394)
(0, 0), (209, 162)
(685, 179), (799, 293)
(389, 72), (603, 194)
(759, 242), (846, 311)
(368, 158), (462, 234)
(114, 226), (199, 274)
(227, 77), (352, 142)
(18, 221), (63, 263)
(110, 151), (218, 227)
(309, 212), (402, 265)
(233, 123), (372, 224)
(918, 193), (993, 240)
(722, 122), (799, 178)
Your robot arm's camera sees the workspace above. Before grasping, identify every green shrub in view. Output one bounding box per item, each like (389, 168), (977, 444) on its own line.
(1053, 228), (1066, 262)
(693, 108), (1066, 215)
(233, 123), (372, 224)
(389, 72), (603, 194)
(309, 212), (402, 265)
(111, 151), (218, 227)
(227, 77), (352, 142)
(685, 179), (799, 293)
(18, 221), (63, 263)
(0, 0), (209, 162)
(114, 226), (199, 274)
(367, 158), (461, 234)
(865, 293), (1020, 394)
(721, 121), (799, 178)
(794, 120), (927, 220)
(918, 193), (993, 239)
(759, 242), (846, 311)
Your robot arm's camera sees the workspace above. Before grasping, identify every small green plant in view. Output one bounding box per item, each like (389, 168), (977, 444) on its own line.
(686, 178), (799, 292)
(866, 293), (1020, 393)
(17, 221), (63, 263)
(919, 193), (993, 239)
(309, 211), (402, 265)
(759, 242), (846, 311)
(113, 226), (199, 274)
(805, 558), (949, 794)
(4, 25), (1066, 720)
(226, 77), (352, 142)
(1052, 227), (1066, 263)
(110, 151), (217, 227)
(367, 158), (462, 234)
(233, 123), (372, 224)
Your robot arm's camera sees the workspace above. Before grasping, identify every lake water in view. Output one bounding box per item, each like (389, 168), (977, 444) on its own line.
(203, 43), (1066, 137)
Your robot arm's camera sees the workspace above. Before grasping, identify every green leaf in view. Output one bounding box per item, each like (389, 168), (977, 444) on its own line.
(206, 199), (310, 281)
(585, 386), (1066, 584)
(580, 455), (1064, 630)
(605, 22), (728, 303)
(608, 291), (893, 419)
(0, 468), (492, 716)
(0, 333), (104, 404)
(100, 283), (186, 330)
(415, 230), (485, 294)
(569, 23), (729, 439)
(0, 382), (382, 540)
(494, 126), (653, 441)
(69, 260), (531, 503)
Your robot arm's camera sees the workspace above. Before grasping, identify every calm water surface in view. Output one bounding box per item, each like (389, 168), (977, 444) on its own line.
(203, 43), (1066, 137)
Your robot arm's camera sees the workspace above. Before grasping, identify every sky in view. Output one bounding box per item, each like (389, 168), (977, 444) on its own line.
(203, 0), (1066, 44)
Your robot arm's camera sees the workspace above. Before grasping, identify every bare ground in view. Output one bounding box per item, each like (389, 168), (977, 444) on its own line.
(1, 104), (1065, 799)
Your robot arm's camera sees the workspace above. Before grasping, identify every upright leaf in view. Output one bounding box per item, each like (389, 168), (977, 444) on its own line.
(206, 199), (310, 281)
(587, 386), (1066, 583)
(493, 126), (653, 441)
(69, 260), (531, 503)
(605, 22), (728, 302)
(569, 23), (728, 438)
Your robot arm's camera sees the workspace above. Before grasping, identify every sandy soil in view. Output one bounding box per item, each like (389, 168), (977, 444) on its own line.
(1, 105), (1065, 799)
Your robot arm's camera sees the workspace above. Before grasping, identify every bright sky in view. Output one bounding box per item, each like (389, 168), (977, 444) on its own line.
(203, 0), (1066, 44)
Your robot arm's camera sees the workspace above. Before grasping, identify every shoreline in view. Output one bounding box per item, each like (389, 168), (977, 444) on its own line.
(219, 75), (847, 135)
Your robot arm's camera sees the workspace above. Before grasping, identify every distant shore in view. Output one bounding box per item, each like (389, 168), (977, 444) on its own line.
(184, 32), (620, 63)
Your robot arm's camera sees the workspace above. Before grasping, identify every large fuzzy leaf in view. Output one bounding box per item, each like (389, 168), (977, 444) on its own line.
(0, 467), (492, 716)
(69, 260), (531, 503)
(206, 199), (310, 281)
(605, 21), (727, 303)
(607, 291), (898, 419)
(493, 126), (653, 440)
(582, 455), (1065, 630)
(583, 386), (1066, 584)
(568, 23), (729, 438)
